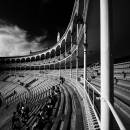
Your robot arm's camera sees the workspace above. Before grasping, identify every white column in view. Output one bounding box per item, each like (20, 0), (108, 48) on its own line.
(59, 46), (61, 77)
(76, 47), (79, 81)
(83, 23), (87, 90)
(70, 34), (73, 78)
(100, 0), (112, 130)
(76, 24), (79, 81)
(43, 64), (45, 78)
(65, 43), (66, 71)
(69, 57), (71, 78)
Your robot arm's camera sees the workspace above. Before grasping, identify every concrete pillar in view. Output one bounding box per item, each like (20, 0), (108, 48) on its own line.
(59, 45), (61, 77)
(59, 62), (61, 77)
(83, 23), (87, 90)
(76, 24), (79, 81)
(70, 34), (73, 78)
(65, 43), (66, 71)
(100, 0), (113, 130)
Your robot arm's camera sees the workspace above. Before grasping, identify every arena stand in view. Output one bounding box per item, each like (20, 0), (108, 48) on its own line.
(0, 0), (129, 130)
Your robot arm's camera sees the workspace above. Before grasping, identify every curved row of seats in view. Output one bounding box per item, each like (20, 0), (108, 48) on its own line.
(0, 69), (103, 130)
(50, 79), (85, 130)
(0, 72), (84, 130)
(0, 74), (61, 129)
(6, 78), (59, 106)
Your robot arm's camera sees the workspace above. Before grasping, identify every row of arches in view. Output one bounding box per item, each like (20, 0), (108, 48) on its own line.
(0, 30), (77, 64)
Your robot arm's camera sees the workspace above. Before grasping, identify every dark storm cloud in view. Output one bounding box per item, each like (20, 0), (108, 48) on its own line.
(0, 0), (75, 56)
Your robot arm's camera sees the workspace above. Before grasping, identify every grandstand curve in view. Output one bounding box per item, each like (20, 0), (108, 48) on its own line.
(0, 0), (130, 130)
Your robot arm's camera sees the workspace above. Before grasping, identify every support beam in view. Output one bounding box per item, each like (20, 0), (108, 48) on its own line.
(59, 45), (61, 77)
(65, 59), (66, 72)
(100, 0), (113, 130)
(83, 23), (87, 90)
(70, 56), (72, 78)
(70, 34), (73, 78)
(76, 24), (79, 81)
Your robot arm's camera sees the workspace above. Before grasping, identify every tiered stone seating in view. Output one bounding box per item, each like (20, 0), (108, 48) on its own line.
(0, 72), (62, 129)
(85, 62), (130, 129)
(1, 60), (130, 129)
(0, 69), (88, 130)
(0, 72), (9, 81)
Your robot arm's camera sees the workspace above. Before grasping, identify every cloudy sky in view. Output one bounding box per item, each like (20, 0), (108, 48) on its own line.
(0, 0), (130, 60)
(0, 0), (74, 57)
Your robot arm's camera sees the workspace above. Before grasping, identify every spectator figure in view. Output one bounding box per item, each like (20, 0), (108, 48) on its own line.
(32, 115), (46, 130)
(60, 76), (65, 84)
(16, 102), (21, 115)
(12, 112), (21, 130)
(32, 119), (38, 130)
(16, 102), (24, 116)
(24, 105), (29, 120)
(79, 74), (84, 85)
(114, 77), (118, 84)
(55, 86), (60, 94)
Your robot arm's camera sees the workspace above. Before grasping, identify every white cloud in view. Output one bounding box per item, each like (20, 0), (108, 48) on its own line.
(0, 24), (46, 57)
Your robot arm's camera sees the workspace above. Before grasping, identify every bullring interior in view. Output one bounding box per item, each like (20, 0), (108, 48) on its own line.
(0, 0), (130, 130)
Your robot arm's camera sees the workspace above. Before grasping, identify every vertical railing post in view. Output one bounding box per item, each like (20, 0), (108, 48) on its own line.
(65, 43), (66, 72)
(93, 89), (94, 106)
(76, 24), (79, 81)
(70, 34), (73, 78)
(59, 45), (61, 77)
(70, 56), (72, 78)
(100, 0), (113, 130)
(65, 60), (66, 73)
(83, 23), (87, 91)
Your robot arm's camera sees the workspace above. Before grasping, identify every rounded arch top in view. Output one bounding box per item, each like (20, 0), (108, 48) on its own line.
(21, 58), (26, 63)
(31, 57), (35, 61)
(41, 54), (45, 60)
(26, 57), (30, 62)
(36, 55), (40, 61)
(50, 49), (56, 58)
(56, 45), (61, 56)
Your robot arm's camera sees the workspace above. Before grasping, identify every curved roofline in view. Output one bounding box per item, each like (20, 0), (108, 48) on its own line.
(1, 0), (78, 59)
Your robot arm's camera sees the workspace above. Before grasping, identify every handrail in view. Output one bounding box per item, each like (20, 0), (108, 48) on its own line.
(103, 99), (126, 130)
(85, 79), (100, 95)
(85, 79), (126, 130)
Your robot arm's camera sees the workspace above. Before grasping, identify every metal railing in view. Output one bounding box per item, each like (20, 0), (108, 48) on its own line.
(85, 79), (126, 130)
